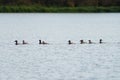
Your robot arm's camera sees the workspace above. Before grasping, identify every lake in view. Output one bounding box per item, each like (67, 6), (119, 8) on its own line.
(0, 13), (120, 80)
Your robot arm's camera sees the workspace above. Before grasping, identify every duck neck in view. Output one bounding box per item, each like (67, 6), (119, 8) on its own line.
(15, 41), (18, 45)
(80, 40), (83, 44)
(89, 40), (91, 44)
(68, 40), (71, 44)
(39, 40), (42, 44)
(100, 39), (102, 43)
(23, 40), (25, 44)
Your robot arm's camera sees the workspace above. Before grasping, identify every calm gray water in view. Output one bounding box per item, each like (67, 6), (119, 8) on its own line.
(0, 13), (120, 80)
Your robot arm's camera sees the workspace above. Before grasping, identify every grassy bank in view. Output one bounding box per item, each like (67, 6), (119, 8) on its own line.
(0, 6), (120, 13)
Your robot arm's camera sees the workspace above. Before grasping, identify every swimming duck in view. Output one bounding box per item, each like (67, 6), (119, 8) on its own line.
(39, 40), (48, 45)
(88, 40), (92, 44)
(14, 40), (19, 45)
(22, 40), (28, 44)
(68, 40), (74, 44)
(80, 40), (84, 44)
(39, 40), (42, 44)
(99, 39), (102, 44)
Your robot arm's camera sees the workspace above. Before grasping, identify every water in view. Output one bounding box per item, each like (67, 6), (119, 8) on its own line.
(0, 13), (120, 80)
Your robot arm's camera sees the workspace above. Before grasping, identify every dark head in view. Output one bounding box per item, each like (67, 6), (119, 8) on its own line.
(14, 40), (18, 45)
(88, 40), (92, 44)
(99, 39), (102, 44)
(22, 40), (25, 44)
(68, 40), (71, 44)
(39, 40), (42, 44)
(22, 40), (28, 44)
(80, 40), (84, 44)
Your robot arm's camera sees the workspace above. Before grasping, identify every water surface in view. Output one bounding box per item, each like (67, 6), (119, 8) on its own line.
(0, 13), (120, 80)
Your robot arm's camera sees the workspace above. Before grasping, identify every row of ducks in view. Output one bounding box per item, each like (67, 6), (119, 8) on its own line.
(14, 39), (103, 45)
(14, 40), (48, 45)
(68, 39), (103, 44)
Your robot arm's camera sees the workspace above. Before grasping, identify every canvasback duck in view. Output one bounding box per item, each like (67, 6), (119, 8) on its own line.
(39, 40), (42, 44)
(39, 40), (48, 44)
(88, 40), (92, 44)
(22, 40), (28, 44)
(14, 40), (19, 45)
(80, 40), (84, 44)
(68, 40), (73, 44)
(99, 39), (102, 44)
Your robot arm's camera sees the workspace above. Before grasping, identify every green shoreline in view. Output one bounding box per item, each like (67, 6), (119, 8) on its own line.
(0, 6), (120, 13)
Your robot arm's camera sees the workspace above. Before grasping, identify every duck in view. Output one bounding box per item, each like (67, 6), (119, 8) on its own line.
(80, 40), (87, 44)
(39, 40), (48, 45)
(80, 40), (83, 44)
(80, 40), (85, 44)
(39, 40), (42, 44)
(68, 40), (74, 44)
(14, 40), (19, 45)
(88, 40), (92, 44)
(22, 40), (28, 44)
(99, 39), (102, 44)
